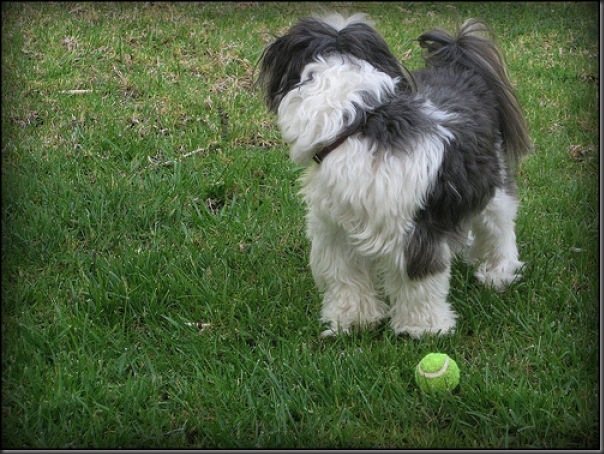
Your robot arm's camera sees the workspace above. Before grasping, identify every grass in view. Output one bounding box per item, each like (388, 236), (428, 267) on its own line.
(1, 1), (599, 449)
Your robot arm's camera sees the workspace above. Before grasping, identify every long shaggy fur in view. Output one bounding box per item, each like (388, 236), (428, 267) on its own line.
(257, 14), (531, 337)
(417, 19), (532, 166)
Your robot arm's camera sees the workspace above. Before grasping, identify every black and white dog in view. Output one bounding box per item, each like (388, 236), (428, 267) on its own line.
(257, 14), (531, 337)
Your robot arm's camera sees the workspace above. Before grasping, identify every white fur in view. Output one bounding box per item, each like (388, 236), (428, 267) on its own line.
(278, 55), (397, 165)
(321, 12), (373, 31)
(466, 188), (524, 291)
(277, 55), (459, 337)
(419, 100), (456, 141)
(301, 132), (456, 336)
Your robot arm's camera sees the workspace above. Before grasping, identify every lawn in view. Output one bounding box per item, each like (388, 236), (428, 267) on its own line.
(1, 1), (599, 448)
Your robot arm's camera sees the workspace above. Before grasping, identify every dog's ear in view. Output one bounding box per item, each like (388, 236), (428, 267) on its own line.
(257, 35), (314, 112)
(256, 36), (292, 112)
(256, 17), (336, 112)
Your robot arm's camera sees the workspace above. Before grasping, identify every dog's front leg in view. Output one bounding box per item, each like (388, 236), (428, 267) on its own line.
(308, 218), (388, 337)
(384, 250), (457, 338)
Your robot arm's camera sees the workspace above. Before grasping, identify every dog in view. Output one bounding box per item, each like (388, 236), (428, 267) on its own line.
(257, 13), (531, 337)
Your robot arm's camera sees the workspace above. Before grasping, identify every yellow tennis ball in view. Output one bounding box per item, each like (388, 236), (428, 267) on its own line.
(415, 353), (460, 393)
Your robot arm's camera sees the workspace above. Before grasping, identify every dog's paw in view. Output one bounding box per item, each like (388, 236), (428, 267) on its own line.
(391, 322), (456, 339)
(320, 326), (350, 337)
(475, 260), (523, 292)
(390, 307), (457, 338)
(320, 320), (384, 337)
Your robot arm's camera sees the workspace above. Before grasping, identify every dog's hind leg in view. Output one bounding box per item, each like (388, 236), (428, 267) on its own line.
(467, 188), (524, 291)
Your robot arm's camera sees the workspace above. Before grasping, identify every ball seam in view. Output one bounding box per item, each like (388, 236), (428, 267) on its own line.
(418, 356), (450, 379)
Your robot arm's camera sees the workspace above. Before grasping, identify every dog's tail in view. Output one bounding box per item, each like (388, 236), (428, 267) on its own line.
(418, 19), (532, 165)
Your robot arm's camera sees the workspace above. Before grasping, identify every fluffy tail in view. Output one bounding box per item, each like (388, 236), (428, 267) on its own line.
(418, 19), (532, 165)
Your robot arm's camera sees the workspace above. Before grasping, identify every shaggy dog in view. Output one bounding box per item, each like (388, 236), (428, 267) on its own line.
(257, 14), (531, 337)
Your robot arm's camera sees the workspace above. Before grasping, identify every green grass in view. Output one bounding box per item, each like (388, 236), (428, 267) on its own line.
(1, 1), (599, 448)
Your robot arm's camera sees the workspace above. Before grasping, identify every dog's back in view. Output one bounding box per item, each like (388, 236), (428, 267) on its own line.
(417, 19), (533, 166)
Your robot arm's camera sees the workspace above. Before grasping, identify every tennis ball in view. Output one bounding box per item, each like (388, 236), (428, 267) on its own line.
(415, 353), (460, 393)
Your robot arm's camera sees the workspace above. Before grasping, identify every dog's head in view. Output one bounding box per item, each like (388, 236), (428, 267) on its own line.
(257, 13), (411, 113)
